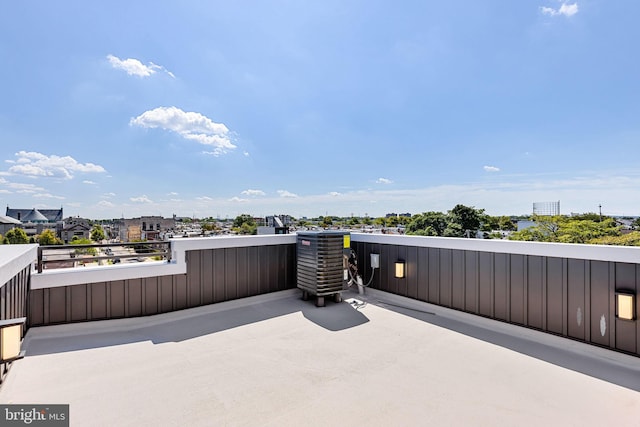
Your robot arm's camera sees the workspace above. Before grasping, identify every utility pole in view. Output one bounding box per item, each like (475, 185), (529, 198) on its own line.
(599, 204), (602, 222)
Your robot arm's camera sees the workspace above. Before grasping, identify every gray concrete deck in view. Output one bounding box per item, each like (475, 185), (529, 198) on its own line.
(2, 288), (640, 426)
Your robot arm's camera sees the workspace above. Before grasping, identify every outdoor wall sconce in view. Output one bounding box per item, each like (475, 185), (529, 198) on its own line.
(0, 317), (26, 363)
(616, 292), (636, 321)
(395, 261), (405, 279)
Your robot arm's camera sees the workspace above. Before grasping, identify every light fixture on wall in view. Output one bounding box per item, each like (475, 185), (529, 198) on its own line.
(616, 291), (636, 321)
(395, 261), (405, 279)
(0, 317), (26, 363)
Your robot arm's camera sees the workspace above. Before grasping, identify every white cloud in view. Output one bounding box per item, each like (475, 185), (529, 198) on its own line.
(33, 193), (64, 200)
(0, 189), (11, 194)
(541, 2), (579, 17)
(83, 180), (96, 185)
(168, 192), (179, 196)
(196, 196), (214, 201)
(6, 151), (106, 179)
(131, 106), (236, 156)
(483, 166), (500, 172)
(278, 190), (298, 198)
(243, 151), (250, 157)
(98, 200), (114, 208)
(107, 54), (174, 78)
(376, 178), (393, 184)
(130, 195), (153, 203)
(229, 196), (248, 202)
(5, 182), (45, 193)
(241, 189), (266, 196)
(328, 191), (342, 196)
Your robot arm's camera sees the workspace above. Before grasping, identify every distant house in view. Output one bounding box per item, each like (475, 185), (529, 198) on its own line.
(5, 206), (63, 237)
(60, 217), (92, 243)
(0, 215), (22, 236)
(258, 215), (292, 235)
(116, 216), (176, 241)
(6, 207), (63, 223)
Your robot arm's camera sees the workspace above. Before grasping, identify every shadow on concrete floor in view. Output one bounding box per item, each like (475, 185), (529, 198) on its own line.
(25, 291), (369, 356)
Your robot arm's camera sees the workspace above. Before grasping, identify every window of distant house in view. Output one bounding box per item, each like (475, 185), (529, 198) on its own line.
(157, 224), (160, 231)
(149, 224), (154, 231)
(142, 222), (146, 230)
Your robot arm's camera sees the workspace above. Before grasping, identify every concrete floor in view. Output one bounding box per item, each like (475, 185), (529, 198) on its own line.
(2, 288), (640, 426)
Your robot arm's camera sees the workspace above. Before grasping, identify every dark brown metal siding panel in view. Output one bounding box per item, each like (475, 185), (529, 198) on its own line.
(49, 287), (67, 324)
(29, 289), (44, 326)
(175, 274), (187, 310)
(236, 247), (249, 298)
(248, 246), (260, 296)
(451, 250), (464, 310)
(128, 279), (143, 317)
(417, 247), (429, 302)
(388, 245), (400, 295)
(69, 285), (90, 322)
(428, 248), (439, 304)
(268, 246), (279, 294)
(280, 244), (290, 291)
(546, 257), (564, 335)
(110, 281), (125, 318)
(225, 248), (238, 300)
(213, 248), (226, 302)
(144, 277), (159, 316)
(614, 263), (636, 353)
(510, 255), (525, 325)
(405, 246), (418, 299)
(287, 243), (296, 289)
(259, 246), (272, 294)
(201, 249), (214, 305)
(397, 245), (408, 298)
(494, 253), (509, 321)
(378, 244), (390, 292)
(589, 261), (610, 347)
(188, 250), (202, 307)
(464, 251), (478, 313)
(90, 282), (107, 320)
(478, 252), (492, 317)
(438, 249), (452, 307)
(527, 256), (544, 329)
(160, 275), (173, 312)
(567, 259), (586, 340)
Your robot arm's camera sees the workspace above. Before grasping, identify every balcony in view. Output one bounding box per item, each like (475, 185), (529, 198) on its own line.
(1, 234), (639, 425)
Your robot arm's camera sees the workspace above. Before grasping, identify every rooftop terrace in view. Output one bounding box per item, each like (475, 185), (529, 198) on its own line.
(2, 289), (639, 426)
(1, 234), (639, 425)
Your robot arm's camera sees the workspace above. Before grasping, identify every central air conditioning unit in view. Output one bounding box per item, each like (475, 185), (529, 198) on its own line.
(296, 231), (350, 307)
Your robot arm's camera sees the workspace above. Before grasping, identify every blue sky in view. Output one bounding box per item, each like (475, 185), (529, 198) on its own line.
(1, 1), (639, 219)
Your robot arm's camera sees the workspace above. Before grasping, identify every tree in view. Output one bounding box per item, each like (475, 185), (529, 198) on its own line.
(233, 214), (256, 235)
(38, 229), (62, 245)
(498, 216), (516, 231)
(90, 225), (105, 242)
(509, 215), (620, 243)
(70, 237), (97, 256)
(406, 212), (448, 236)
(447, 204), (484, 238)
(233, 214), (255, 228)
(590, 231), (640, 246)
(373, 217), (387, 227)
(4, 228), (29, 244)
